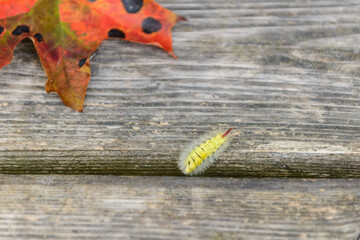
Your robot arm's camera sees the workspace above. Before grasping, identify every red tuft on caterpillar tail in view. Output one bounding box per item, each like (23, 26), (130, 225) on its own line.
(221, 128), (233, 138)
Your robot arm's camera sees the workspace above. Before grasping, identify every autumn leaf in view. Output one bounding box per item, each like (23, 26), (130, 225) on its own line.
(0, 0), (185, 111)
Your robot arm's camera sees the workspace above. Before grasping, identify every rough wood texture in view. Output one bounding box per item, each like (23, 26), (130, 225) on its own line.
(0, 0), (360, 177)
(0, 175), (359, 240)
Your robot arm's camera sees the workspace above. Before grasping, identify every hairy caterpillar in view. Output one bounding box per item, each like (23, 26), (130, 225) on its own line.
(178, 128), (233, 175)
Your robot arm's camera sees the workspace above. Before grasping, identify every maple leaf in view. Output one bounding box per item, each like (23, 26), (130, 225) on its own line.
(0, 0), (185, 111)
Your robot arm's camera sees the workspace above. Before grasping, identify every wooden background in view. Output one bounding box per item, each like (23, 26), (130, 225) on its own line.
(1, 0), (360, 177)
(0, 0), (359, 239)
(0, 175), (359, 240)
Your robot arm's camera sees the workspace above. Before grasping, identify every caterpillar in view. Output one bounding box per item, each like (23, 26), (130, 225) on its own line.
(178, 128), (233, 176)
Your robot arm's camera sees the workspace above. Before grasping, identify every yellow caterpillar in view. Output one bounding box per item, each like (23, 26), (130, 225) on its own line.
(178, 128), (232, 175)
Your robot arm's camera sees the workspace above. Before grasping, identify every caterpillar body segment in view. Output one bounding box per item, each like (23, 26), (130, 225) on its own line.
(178, 128), (232, 176)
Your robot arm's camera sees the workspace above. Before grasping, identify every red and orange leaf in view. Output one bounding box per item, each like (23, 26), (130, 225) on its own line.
(0, 0), (184, 111)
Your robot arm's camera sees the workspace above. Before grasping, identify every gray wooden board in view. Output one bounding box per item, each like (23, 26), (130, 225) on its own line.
(0, 175), (359, 240)
(0, 0), (360, 176)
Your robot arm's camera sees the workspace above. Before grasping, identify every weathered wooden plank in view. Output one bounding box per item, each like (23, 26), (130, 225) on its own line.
(0, 0), (360, 176)
(0, 175), (359, 240)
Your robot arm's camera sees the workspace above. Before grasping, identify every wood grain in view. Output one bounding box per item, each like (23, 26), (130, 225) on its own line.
(0, 0), (360, 176)
(0, 175), (359, 240)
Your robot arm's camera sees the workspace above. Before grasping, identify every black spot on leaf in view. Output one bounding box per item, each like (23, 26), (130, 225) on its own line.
(122, 0), (143, 14)
(12, 25), (30, 36)
(34, 33), (44, 42)
(0, 26), (4, 35)
(78, 58), (87, 68)
(142, 17), (162, 34)
(108, 29), (126, 38)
